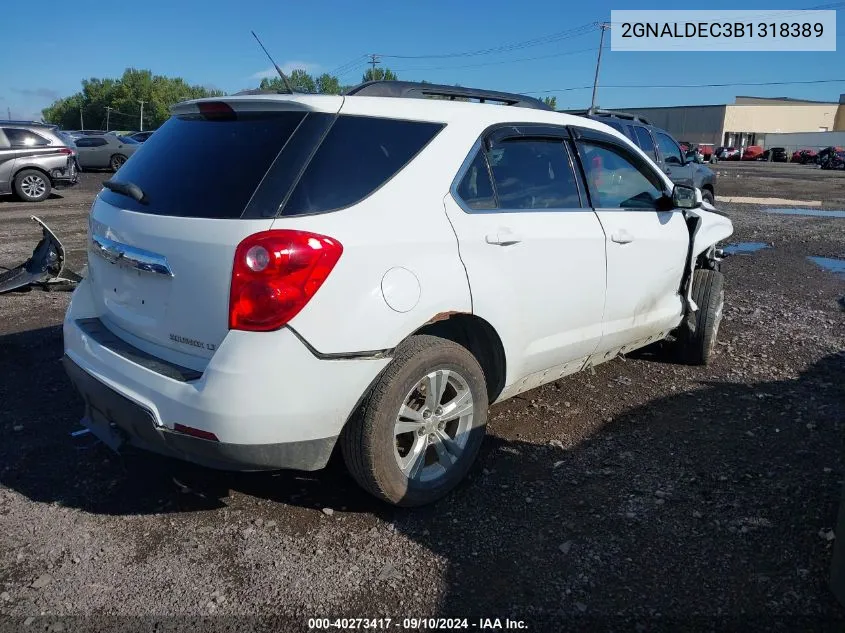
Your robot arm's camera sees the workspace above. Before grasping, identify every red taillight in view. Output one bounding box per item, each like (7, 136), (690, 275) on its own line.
(58, 147), (73, 155)
(229, 230), (343, 331)
(198, 101), (235, 120)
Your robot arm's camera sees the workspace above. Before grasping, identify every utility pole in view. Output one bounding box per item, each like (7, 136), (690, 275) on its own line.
(368, 54), (381, 79)
(6, 107), (10, 120)
(590, 23), (610, 114)
(79, 105), (84, 131)
(139, 100), (146, 132)
(105, 106), (112, 131)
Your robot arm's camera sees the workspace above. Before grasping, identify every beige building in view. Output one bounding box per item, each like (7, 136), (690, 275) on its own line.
(619, 94), (845, 148)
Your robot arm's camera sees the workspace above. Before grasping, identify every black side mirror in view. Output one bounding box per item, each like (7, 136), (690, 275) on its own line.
(673, 184), (702, 209)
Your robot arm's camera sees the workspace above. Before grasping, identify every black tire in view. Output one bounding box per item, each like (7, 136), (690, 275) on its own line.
(702, 189), (715, 205)
(341, 334), (488, 506)
(676, 269), (725, 366)
(110, 154), (127, 172)
(13, 169), (51, 202)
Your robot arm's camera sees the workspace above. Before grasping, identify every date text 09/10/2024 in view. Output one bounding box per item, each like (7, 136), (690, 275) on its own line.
(307, 618), (528, 630)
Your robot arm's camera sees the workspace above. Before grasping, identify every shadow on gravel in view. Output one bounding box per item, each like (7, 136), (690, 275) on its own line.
(2, 324), (845, 627)
(0, 192), (64, 205)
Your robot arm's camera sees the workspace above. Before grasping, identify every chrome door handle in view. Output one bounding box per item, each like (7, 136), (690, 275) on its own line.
(485, 231), (522, 246)
(611, 231), (634, 244)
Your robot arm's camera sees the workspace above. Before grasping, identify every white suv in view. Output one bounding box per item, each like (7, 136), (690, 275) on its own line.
(63, 81), (733, 506)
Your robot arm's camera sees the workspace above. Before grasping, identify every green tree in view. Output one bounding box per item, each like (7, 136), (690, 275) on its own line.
(260, 69), (341, 94)
(362, 67), (398, 82)
(42, 68), (224, 131)
(315, 73), (341, 95)
(542, 96), (557, 109)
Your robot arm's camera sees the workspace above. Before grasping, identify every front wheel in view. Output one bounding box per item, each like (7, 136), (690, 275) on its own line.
(341, 335), (488, 506)
(702, 189), (715, 205)
(13, 169), (51, 202)
(110, 154), (127, 172)
(676, 269), (725, 366)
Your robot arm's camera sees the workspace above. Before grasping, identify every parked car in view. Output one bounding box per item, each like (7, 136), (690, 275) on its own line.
(62, 81), (733, 506)
(821, 148), (845, 170)
(760, 147), (787, 162)
(698, 144), (716, 162)
(74, 134), (139, 171)
(0, 122), (78, 202)
(741, 145), (764, 161)
(129, 130), (154, 143)
(792, 148), (817, 164)
(817, 146), (845, 169)
(570, 110), (717, 204)
(719, 147), (740, 160)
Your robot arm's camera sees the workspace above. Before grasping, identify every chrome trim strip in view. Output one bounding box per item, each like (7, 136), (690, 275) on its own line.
(90, 233), (174, 277)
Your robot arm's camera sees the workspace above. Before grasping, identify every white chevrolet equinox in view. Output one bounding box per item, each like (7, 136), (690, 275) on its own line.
(63, 81), (733, 506)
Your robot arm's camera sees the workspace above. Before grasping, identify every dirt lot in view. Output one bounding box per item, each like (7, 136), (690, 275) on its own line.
(0, 166), (843, 632)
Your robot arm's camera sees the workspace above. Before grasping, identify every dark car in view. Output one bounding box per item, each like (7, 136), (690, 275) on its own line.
(817, 146), (844, 169)
(760, 147), (787, 162)
(129, 131), (154, 143)
(820, 147), (845, 170)
(570, 110), (716, 205)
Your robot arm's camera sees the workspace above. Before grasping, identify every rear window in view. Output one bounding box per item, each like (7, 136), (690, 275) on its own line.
(281, 116), (444, 216)
(100, 111), (306, 218)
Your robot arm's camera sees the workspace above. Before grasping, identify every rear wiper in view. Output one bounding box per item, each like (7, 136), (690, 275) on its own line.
(102, 180), (148, 205)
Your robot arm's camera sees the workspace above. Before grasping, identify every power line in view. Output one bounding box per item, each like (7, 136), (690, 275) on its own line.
(523, 78), (845, 94)
(378, 23), (596, 60)
(327, 54), (369, 76)
(393, 45), (598, 73)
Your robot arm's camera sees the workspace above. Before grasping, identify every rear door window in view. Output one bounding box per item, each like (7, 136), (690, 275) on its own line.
(3, 128), (50, 147)
(487, 138), (581, 210)
(282, 116), (443, 216)
(455, 150), (496, 210)
(99, 111), (307, 218)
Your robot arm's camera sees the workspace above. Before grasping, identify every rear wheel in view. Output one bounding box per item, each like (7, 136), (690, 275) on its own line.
(676, 269), (725, 365)
(13, 169), (51, 202)
(341, 335), (488, 506)
(110, 154), (127, 171)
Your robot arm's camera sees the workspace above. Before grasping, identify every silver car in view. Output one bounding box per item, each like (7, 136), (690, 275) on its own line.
(0, 123), (78, 202)
(74, 134), (140, 172)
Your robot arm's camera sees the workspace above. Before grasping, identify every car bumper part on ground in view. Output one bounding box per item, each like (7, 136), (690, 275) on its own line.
(62, 278), (391, 472)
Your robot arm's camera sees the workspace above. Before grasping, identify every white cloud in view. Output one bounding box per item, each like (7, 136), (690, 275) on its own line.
(251, 61), (321, 80)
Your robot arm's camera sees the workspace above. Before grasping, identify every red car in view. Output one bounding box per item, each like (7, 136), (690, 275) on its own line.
(792, 149), (817, 164)
(741, 145), (764, 161)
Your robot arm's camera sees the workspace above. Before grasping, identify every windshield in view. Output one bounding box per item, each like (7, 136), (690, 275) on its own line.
(117, 135), (139, 144)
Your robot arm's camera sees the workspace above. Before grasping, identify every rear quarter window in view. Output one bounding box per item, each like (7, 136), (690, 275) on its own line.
(281, 116), (444, 216)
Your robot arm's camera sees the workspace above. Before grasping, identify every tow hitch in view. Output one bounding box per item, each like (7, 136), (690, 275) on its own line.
(0, 215), (84, 294)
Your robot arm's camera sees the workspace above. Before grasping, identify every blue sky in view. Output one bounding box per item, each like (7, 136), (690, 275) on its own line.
(1, 0), (843, 120)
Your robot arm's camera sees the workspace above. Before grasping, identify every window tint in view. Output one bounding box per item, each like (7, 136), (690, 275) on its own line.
(655, 132), (684, 165)
(456, 149), (496, 210)
(283, 116), (443, 216)
(578, 141), (664, 210)
(89, 138), (108, 147)
(99, 111), (306, 218)
(3, 128), (50, 147)
(633, 126), (656, 158)
(486, 138), (580, 209)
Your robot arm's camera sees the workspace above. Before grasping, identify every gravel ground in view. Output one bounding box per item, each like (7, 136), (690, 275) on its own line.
(0, 166), (843, 632)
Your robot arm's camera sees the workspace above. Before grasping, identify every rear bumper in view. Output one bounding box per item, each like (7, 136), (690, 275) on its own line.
(51, 159), (79, 188)
(62, 278), (391, 472)
(63, 355), (336, 471)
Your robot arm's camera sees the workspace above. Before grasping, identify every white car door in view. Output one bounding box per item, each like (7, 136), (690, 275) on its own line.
(443, 126), (607, 395)
(573, 127), (689, 356)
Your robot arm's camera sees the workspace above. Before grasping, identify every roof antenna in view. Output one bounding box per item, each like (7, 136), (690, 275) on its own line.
(251, 30), (295, 94)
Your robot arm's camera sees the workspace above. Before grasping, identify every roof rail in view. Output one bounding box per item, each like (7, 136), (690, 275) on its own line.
(567, 109), (652, 126)
(0, 120), (57, 128)
(345, 81), (552, 111)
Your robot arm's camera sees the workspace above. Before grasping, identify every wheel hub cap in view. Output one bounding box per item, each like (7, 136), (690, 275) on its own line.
(393, 369), (475, 483)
